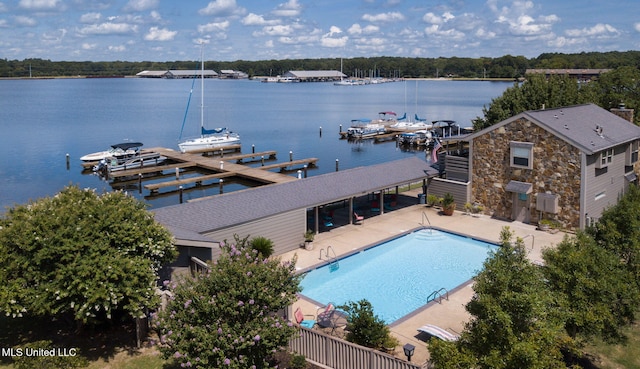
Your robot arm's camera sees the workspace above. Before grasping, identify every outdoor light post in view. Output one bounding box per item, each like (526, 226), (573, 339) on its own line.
(403, 343), (415, 362)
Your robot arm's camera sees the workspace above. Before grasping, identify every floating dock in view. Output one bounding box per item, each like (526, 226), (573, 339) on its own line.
(97, 147), (317, 196)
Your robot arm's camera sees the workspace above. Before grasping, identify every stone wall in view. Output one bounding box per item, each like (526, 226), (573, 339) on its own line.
(472, 118), (582, 229)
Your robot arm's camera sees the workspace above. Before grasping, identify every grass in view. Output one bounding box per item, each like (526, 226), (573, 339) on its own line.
(583, 320), (640, 369)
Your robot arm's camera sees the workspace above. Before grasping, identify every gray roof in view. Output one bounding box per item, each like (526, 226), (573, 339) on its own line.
(469, 104), (640, 155)
(153, 157), (432, 235)
(285, 70), (346, 78)
(169, 70), (218, 77)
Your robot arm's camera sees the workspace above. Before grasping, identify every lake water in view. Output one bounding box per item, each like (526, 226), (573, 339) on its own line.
(0, 78), (511, 211)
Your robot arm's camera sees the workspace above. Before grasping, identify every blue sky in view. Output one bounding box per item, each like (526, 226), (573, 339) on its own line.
(1, 0), (639, 62)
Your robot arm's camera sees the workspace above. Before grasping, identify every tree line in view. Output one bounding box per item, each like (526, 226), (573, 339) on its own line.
(1, 50), (639, 79)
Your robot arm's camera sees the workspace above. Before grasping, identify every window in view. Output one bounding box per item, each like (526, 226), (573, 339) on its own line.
(626, 141), (639, 165)
(598, 148), (614, 168)
(510, 142), (533, 169)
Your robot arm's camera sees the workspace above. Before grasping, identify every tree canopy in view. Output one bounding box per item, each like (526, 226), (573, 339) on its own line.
(2, 50), (639, 79)
(0, 185), (176, 325)
(154, 237), (301, 369)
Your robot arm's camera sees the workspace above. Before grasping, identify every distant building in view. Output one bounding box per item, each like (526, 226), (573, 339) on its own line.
(219, 69), (249, 79)
(135, 70), (219, 79)
(283, 70), (346, 82)
(525, 68), (611, 82)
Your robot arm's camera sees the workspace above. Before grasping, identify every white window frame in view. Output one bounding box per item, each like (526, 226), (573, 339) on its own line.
(510, 141), (534, 169)
(626, 141), (639, 165)
(598, 148), (614, 169)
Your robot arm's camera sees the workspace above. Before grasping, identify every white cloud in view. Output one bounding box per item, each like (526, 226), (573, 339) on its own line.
(108, 45), (126, 52)
(242, 13), (280, 26)
(42, 28), (66, 44)
(565, 23), (620, 38)
(14, 15), (37, 27)
(424, 24), (465, 40)
(144, 26), (177, 41)
(348, 23), (379, 35)
(198, 21), (230, 33)
(82, 43), (97, 50)
(272, 0), (302, 17)
(199, 0), (246, 17)
(635, 23), (640, 32)
(124, 0), (158, 12)
(321, 35), (347, 48)
(77, 22), (138, 35)
(18, 0), (59, 10)
(263, 24), (293, 36)
(362, 11), (404, 23)
(80, 12), (101, 24)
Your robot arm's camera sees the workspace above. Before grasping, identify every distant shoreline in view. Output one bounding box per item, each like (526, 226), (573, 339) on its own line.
(0, 76), (515, 82)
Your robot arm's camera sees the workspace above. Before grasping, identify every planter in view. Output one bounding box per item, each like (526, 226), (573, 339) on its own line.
(442, 204), (456, 216)
(304, 241), (314, 251)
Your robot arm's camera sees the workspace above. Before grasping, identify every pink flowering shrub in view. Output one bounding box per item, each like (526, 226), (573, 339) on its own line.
(154, 237), (301, 368)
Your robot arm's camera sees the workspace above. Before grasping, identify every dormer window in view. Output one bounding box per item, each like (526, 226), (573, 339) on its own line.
(598, 148), (614, 168)
(510, 141), (533, 169)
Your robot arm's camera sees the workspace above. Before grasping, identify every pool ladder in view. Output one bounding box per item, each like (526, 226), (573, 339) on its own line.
(319, 246), (339, 272)
(426, 287), (449, 304)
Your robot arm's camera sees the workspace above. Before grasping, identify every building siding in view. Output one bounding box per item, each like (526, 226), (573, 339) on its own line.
(204, 209), (306, 259)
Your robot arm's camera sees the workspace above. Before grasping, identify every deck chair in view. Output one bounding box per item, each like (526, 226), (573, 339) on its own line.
(417, 324), (460, 342)
(354, 211), (364, 224)
(316, 302), (335, 320)
(294, 307), (316, 329)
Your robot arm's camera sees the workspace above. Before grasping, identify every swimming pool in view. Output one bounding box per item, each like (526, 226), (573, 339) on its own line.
(299, 228), (497, 324)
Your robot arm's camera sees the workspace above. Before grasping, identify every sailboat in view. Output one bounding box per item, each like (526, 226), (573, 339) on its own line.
(178, 44), (240, 154)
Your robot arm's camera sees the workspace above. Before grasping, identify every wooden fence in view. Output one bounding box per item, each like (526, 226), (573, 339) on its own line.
(289, 327), (426, 369)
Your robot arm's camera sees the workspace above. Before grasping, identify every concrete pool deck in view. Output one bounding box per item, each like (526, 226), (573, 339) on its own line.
(282, 189), (568, 365)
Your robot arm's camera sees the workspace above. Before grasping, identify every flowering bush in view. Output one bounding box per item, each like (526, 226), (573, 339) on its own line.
(154, 239), (301, 368)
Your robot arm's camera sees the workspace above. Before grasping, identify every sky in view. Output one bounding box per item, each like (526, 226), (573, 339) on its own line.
(1, 0), (639, 62)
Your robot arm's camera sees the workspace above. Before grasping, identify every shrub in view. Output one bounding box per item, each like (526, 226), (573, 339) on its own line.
(340, 299), (390, 350)
(427, 194), (440, 207)
(250, 236), (275, 258)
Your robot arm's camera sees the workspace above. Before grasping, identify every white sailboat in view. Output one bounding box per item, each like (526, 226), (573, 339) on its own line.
(178, 44), (240, 153)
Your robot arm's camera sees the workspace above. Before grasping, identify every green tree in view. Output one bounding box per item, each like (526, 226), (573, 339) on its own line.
(154, 239), (301, 369)
(430, 227), (570, 369)
(584, 66), (640, 125)
(543, 232), (639, 343)
(587, 184), (640, 289)
(339, 299), (390, 349)
(0, 185), (176, 325)
(472, 74), (587, 130)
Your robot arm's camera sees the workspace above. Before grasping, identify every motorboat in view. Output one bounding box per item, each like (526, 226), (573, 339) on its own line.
(80, 142), (143, 162)
(345, 119), (386, 139)
(178, 44), (240, 153)
(93, 151), (167, 173)
(398, 130), (432, 146)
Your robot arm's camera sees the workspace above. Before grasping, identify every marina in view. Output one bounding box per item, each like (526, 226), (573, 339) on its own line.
(0, 78), (512, 210)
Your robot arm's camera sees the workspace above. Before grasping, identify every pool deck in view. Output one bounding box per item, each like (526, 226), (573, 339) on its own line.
(282, 189), (568, 365)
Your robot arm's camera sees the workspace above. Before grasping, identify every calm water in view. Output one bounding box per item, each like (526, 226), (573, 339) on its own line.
(0, 78), (510, 211)
(300, 229), (497, 324)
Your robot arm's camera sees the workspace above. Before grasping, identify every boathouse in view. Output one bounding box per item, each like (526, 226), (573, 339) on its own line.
(283, 70), (346, 82)
(153, 157), (436, 267)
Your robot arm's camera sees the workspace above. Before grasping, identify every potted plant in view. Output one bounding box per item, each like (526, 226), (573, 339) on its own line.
(464, 202), (473, 215)
(303, 230), (315, 250)
(427, 194), (440, 208)
(442, 193), (456, 216)
(471, 203), (484, 216)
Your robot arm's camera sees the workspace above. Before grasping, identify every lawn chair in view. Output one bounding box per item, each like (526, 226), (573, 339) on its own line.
(294, 307), (316, 329)
(354, 211), (364, 224)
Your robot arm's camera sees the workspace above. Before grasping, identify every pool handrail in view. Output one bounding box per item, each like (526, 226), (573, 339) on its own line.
(522, 234), (535, 251)
(426, 287), (449, 304)
(421, 211), (433, 232)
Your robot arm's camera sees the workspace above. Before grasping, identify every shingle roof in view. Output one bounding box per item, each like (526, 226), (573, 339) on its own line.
(153, 157), (433, 235)
(469, 104), (640, 155)
(286, 70), (346, 78)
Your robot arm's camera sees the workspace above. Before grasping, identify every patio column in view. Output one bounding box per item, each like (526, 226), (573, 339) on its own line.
(349, 198), (354, 224)
(379, 191), (384, 214)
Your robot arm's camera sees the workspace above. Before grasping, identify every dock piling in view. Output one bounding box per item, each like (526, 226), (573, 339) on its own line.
(289, 151), (293, 161)
(252, 144), (255, 154)
(219, 179), (224, 194)
(175, 167), (180, 180)
(335, 159), (339, 172)
(179, 186), (183, 203)
(65, 153), (70, 170)
(319, 126), (322, 137)
(303, 165), (308, 178)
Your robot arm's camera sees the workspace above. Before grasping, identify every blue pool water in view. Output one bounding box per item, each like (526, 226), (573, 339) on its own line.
(299, 229), (497, 324)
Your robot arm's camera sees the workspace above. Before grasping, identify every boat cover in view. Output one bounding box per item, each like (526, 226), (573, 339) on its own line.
(202, 127), (226, 135)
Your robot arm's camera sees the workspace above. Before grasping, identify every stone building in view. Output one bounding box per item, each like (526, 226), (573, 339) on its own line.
(465, 103), (640, 230)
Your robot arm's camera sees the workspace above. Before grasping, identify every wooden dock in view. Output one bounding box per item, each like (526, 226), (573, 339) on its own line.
(97, 147), (318, 196)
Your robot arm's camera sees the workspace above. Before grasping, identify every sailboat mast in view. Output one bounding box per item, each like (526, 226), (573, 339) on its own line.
(200, 43), (204, 137)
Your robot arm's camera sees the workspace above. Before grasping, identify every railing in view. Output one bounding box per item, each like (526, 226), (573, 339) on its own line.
(420, 211), (433, 234)
(189, 256), (210, 275)
(522, 234), (535, 251)
(426, 287), (449, 304)
(290, 327), (424, 369)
